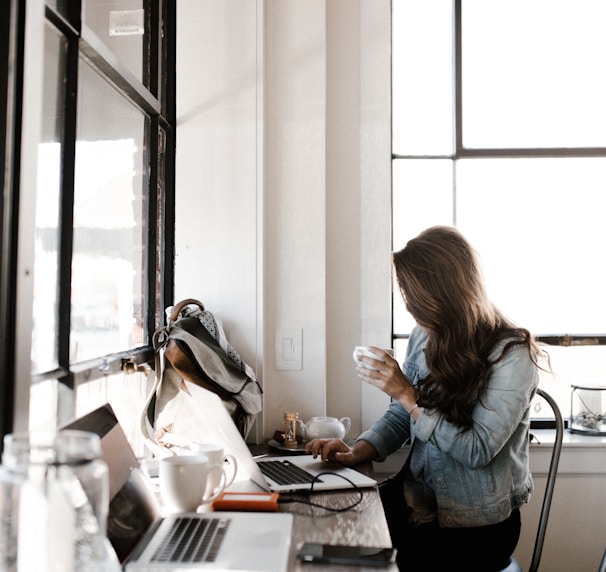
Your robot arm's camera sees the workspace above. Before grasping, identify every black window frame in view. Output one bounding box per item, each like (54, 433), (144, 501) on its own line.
(0, 0), (176, 445)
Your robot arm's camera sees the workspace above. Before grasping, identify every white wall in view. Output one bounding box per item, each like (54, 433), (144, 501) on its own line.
(175, 0), (391, 441)
(175, 0), (263, 437)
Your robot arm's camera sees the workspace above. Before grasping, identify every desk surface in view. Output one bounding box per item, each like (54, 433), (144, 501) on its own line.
(281, 487), (396, 571)
(250, 444), (398, 571)
(145, 445), (398, 571)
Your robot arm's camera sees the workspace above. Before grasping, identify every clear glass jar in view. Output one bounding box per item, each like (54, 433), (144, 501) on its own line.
(569, 384), (606, 436)
(0, 430), (109, 571)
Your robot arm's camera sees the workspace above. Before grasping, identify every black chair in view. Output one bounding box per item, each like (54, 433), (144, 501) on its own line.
(500, 388), (564, 572)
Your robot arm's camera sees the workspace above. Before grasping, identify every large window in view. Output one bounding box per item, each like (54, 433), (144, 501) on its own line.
(392, 0), (606, 420)
(1, 0), (175, 450)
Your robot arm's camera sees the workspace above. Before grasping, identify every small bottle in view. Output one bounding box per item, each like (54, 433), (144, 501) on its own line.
(283, 412), (299, 449)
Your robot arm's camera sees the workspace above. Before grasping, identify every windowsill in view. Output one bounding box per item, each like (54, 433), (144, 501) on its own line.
(529, 429), (606, 476)
(530, 428), (606, 447)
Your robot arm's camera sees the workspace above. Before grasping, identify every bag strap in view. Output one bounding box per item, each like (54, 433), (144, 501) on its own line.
(149, 298), (205, 404)
(168, 298), (204, 324)
(140, 298), (205, 457)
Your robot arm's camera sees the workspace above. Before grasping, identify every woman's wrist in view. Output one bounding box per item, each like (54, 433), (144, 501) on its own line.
(408, 403), (419, 415)
(351, 439), (379, 463)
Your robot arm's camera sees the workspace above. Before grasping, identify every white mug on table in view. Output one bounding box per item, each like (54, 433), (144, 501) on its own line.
(189, 442), (238, 496)
(159, 454), (226, 513)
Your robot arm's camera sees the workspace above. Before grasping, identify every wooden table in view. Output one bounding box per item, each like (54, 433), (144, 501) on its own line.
(280, 487), (396, 571)
(250, 444), (398, 571)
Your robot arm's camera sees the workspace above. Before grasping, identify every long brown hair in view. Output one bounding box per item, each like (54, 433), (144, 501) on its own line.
(392, 226), (544, 429)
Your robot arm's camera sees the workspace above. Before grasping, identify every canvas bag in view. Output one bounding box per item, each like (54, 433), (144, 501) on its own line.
(141, 298), (262, 456)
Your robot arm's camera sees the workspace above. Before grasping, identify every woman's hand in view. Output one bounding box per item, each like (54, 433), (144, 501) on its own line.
(305, 438), (377, 466)
(356, 347), (418, 414)
(305, 438), (354, 464)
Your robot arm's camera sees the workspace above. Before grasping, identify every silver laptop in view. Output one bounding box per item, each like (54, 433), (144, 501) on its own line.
(168, 381), (377, 494)
(64, 404), (293, 571)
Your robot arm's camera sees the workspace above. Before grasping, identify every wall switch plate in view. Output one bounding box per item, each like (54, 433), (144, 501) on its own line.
(275, 328), (303, 370)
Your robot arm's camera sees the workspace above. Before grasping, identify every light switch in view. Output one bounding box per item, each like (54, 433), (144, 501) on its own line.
(275, 328), (303, 370)
(282, 337), (294, 361)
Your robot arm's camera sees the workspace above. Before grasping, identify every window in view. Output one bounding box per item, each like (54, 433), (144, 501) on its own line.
(1, 1), (175, 449)
(391, 0), (606, 421)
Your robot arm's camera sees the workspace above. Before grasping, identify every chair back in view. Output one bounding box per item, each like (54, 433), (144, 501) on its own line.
(528, 387), (564, 572)
(501, 387), (563, 572)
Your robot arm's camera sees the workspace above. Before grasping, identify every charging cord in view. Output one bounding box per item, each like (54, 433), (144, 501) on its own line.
(277, 472), (364, 513)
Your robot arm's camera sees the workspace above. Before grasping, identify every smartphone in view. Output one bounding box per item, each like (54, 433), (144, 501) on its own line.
(296, 543), (397, 567)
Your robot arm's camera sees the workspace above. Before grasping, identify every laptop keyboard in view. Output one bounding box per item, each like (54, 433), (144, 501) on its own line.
(257, 459), (323, 485)
(151, 516), (231, 563)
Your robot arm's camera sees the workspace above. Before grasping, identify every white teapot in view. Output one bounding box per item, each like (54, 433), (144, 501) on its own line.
(296, 416), (351, 441)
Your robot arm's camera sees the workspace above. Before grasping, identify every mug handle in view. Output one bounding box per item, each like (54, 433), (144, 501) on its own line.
(203, 465), (227, 502)
(222, 453), (238, 488)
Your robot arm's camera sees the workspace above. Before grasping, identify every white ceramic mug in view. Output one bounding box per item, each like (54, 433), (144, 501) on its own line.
(159, 454), (226, 512)
(190, 443), (238, 495)
(353, 346), (394, 370)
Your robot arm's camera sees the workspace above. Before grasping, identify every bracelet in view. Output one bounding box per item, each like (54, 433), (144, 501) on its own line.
(408, 403), (419, 415)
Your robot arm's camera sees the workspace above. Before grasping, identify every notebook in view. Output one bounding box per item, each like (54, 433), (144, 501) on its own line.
(168, 381), (378, 494)
(63, 404), (293, 571)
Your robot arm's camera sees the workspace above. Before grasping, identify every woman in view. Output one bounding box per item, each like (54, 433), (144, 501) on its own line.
(306, 226), (547, 571)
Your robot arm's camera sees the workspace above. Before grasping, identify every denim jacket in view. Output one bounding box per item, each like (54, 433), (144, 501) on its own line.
(358, 326), (538, 527)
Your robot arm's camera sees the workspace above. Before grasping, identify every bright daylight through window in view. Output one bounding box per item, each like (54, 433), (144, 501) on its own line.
(391, 0), (606, 421)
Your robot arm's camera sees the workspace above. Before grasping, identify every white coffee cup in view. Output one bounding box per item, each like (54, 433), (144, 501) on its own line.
(159, 454), (226, 513)
(189, 443), (238, 494)
(353, 346), (394, 371)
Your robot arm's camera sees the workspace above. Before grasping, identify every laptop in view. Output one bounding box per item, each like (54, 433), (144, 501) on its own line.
(167, 381), (377, 494)
(63, 404), (293, 571)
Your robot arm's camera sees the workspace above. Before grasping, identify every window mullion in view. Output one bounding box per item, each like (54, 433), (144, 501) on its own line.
(56, 33), (79, 386)
(454, 0), (462, 156)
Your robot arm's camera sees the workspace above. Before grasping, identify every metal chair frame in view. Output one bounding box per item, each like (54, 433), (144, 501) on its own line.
(503, 387), (564, 572)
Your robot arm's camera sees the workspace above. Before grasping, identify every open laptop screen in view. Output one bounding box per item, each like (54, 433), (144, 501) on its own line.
(62, 404), (159, 563)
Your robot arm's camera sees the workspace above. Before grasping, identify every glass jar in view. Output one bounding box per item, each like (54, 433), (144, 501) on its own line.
(0, 430), (109, 571)
(569, 384), (606, 436)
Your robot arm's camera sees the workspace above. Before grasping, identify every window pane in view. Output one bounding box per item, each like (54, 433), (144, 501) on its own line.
(392, 159), (454, 251)
(392, 0), (453, 155)
(456, 158), (606, 335)
(537, 345), (606, 422)
(71, 59), (148, 363)
(46, 0), (69, 18)
(32, 25), (67, 374)
(76, 369), (148, 455)
(392, 159), (454, 334)
(393, 338), (409, 369)
(463, 0), (606, 149)
(83, 0), (147, 84)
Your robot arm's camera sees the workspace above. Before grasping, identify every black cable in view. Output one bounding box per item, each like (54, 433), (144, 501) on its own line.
(277, 472), (364, 513)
